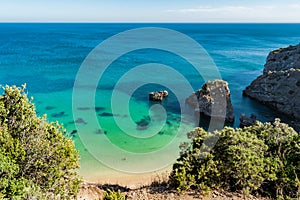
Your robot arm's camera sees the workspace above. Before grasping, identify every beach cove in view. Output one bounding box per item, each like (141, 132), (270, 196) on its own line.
(1, 23), (300, 185)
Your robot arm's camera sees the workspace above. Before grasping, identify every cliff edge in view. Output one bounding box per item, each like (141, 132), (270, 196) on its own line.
(243, 43), (300, 119)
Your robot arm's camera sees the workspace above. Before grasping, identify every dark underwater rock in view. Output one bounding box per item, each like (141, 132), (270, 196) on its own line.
(96, 129), (102, 134)
(95, 107), (105, 112)
(136, 116), (151, 130)
(51, 111), (67, 118)
(45, 106), (56, 110)
(75, 118), (87, 124)
(77, 107), (91, 110)
(99, 112), (114, 117)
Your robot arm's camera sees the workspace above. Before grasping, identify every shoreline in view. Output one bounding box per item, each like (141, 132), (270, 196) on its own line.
(81, 166), (171, 189)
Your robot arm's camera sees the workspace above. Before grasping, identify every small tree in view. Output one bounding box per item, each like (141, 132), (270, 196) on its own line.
(0, 85), (81, 199)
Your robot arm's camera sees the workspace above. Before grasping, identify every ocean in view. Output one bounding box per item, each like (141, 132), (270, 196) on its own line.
(1, 23), (300, 179)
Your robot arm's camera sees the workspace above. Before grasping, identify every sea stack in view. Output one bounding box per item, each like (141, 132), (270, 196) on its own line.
(243, 43), (300, 119)
(186, 80), (234, 123)
(149, 90), (168, 101)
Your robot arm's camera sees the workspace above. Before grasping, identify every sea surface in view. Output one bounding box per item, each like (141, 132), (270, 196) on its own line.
(1, 23), (300, 179)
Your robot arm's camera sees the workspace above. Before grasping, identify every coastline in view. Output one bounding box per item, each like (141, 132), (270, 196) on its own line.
(1, 24), (300, 199)
(81, 166), (171, 189)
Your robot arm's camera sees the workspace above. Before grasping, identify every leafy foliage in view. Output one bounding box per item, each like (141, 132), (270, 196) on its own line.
(0, 85), (81, 199)
(103, 189), (126, 200)
(169, 120), (300, 199)
(251, 119), (300, 199)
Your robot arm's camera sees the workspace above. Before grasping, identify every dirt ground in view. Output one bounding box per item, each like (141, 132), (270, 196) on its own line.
(77, 182), (271, 200)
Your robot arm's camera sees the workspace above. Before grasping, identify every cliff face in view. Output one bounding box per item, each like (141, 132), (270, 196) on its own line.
(264, 44), (300, 73)
(243, 43), (300, 119)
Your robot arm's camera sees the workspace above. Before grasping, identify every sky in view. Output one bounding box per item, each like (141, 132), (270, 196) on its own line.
(1, 0), (300, 22)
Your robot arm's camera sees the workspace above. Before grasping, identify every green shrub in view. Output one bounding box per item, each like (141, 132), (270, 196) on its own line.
(169, 120), (300, 199)
(169, 128), (219, 192)
(0, 85), (81, 199)
(250, 119), (300, 199)
(103, 189), (126, 200)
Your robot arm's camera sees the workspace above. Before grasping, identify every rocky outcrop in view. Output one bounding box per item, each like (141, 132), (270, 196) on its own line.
(149, 91), (168, 101)
(264, 44), (300, 73)
(239, 114), (256, 128)
(186, 80), (234, 123)
(243, 43), (300, 119)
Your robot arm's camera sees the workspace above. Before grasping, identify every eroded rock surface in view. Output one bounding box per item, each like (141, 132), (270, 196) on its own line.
(186, 80), (234, 123)
(244, 43), (300, 119)
(149, 90), (168, 101)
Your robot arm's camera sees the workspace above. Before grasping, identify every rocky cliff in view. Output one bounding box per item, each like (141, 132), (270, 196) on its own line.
(243, 43), (300, 119)
(186, 80), (234, 123)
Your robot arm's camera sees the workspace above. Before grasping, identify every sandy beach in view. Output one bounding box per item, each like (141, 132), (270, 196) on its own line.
(80, 164), (171, 189)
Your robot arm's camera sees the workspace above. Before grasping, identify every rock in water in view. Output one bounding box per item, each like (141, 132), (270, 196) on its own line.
(149, 90), (168, 101)
(239, 114), (256, 128)
(243, 43), (300, 119)
(186, 80), (235, 123)
(162, 90), (168, 97)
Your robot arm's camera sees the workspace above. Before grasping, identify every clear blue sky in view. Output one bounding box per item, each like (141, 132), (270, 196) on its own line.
(1, 0), (300, 22)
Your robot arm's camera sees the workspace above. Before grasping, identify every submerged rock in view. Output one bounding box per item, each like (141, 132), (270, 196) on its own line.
(95, 107), (105, 112)
(149, 90), (168, 101)
(96, 129), (102, 134)
(186, 80), (234, 123)
(45, 106), (56, 110)
(51, 111), (66, 118)
(158, 131), (164, 135)
(75, 118), (87, 124)
(99, 112), (119, 117)
(77, 107), (91, 110)
(243, 43), (300, 120)
(136, 116), (150, 130)
(77, 106), (105, 112)
(70, 130), (78, 135)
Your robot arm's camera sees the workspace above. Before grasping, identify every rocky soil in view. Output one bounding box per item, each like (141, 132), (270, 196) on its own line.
(243, 43), (300, 121)
(77, 182), (270, 200)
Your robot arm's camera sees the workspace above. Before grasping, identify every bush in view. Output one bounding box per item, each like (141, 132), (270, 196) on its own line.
(103, 189), (126, 200)
(251, 119), (300, 199)
(169, 120), (300, 199)
(0, 85), (81, 199)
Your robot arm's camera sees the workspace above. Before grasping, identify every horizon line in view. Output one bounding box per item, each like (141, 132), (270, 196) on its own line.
(1, 21), (300, 24)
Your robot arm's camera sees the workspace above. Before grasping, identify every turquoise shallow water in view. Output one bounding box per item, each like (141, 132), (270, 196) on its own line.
(1, 23), (300, 177)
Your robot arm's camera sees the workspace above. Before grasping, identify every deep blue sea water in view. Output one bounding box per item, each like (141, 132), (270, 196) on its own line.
(1, 23), (300, 177)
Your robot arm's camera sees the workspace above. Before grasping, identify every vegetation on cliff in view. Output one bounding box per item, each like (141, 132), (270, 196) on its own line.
(0, 85), (81, 199)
